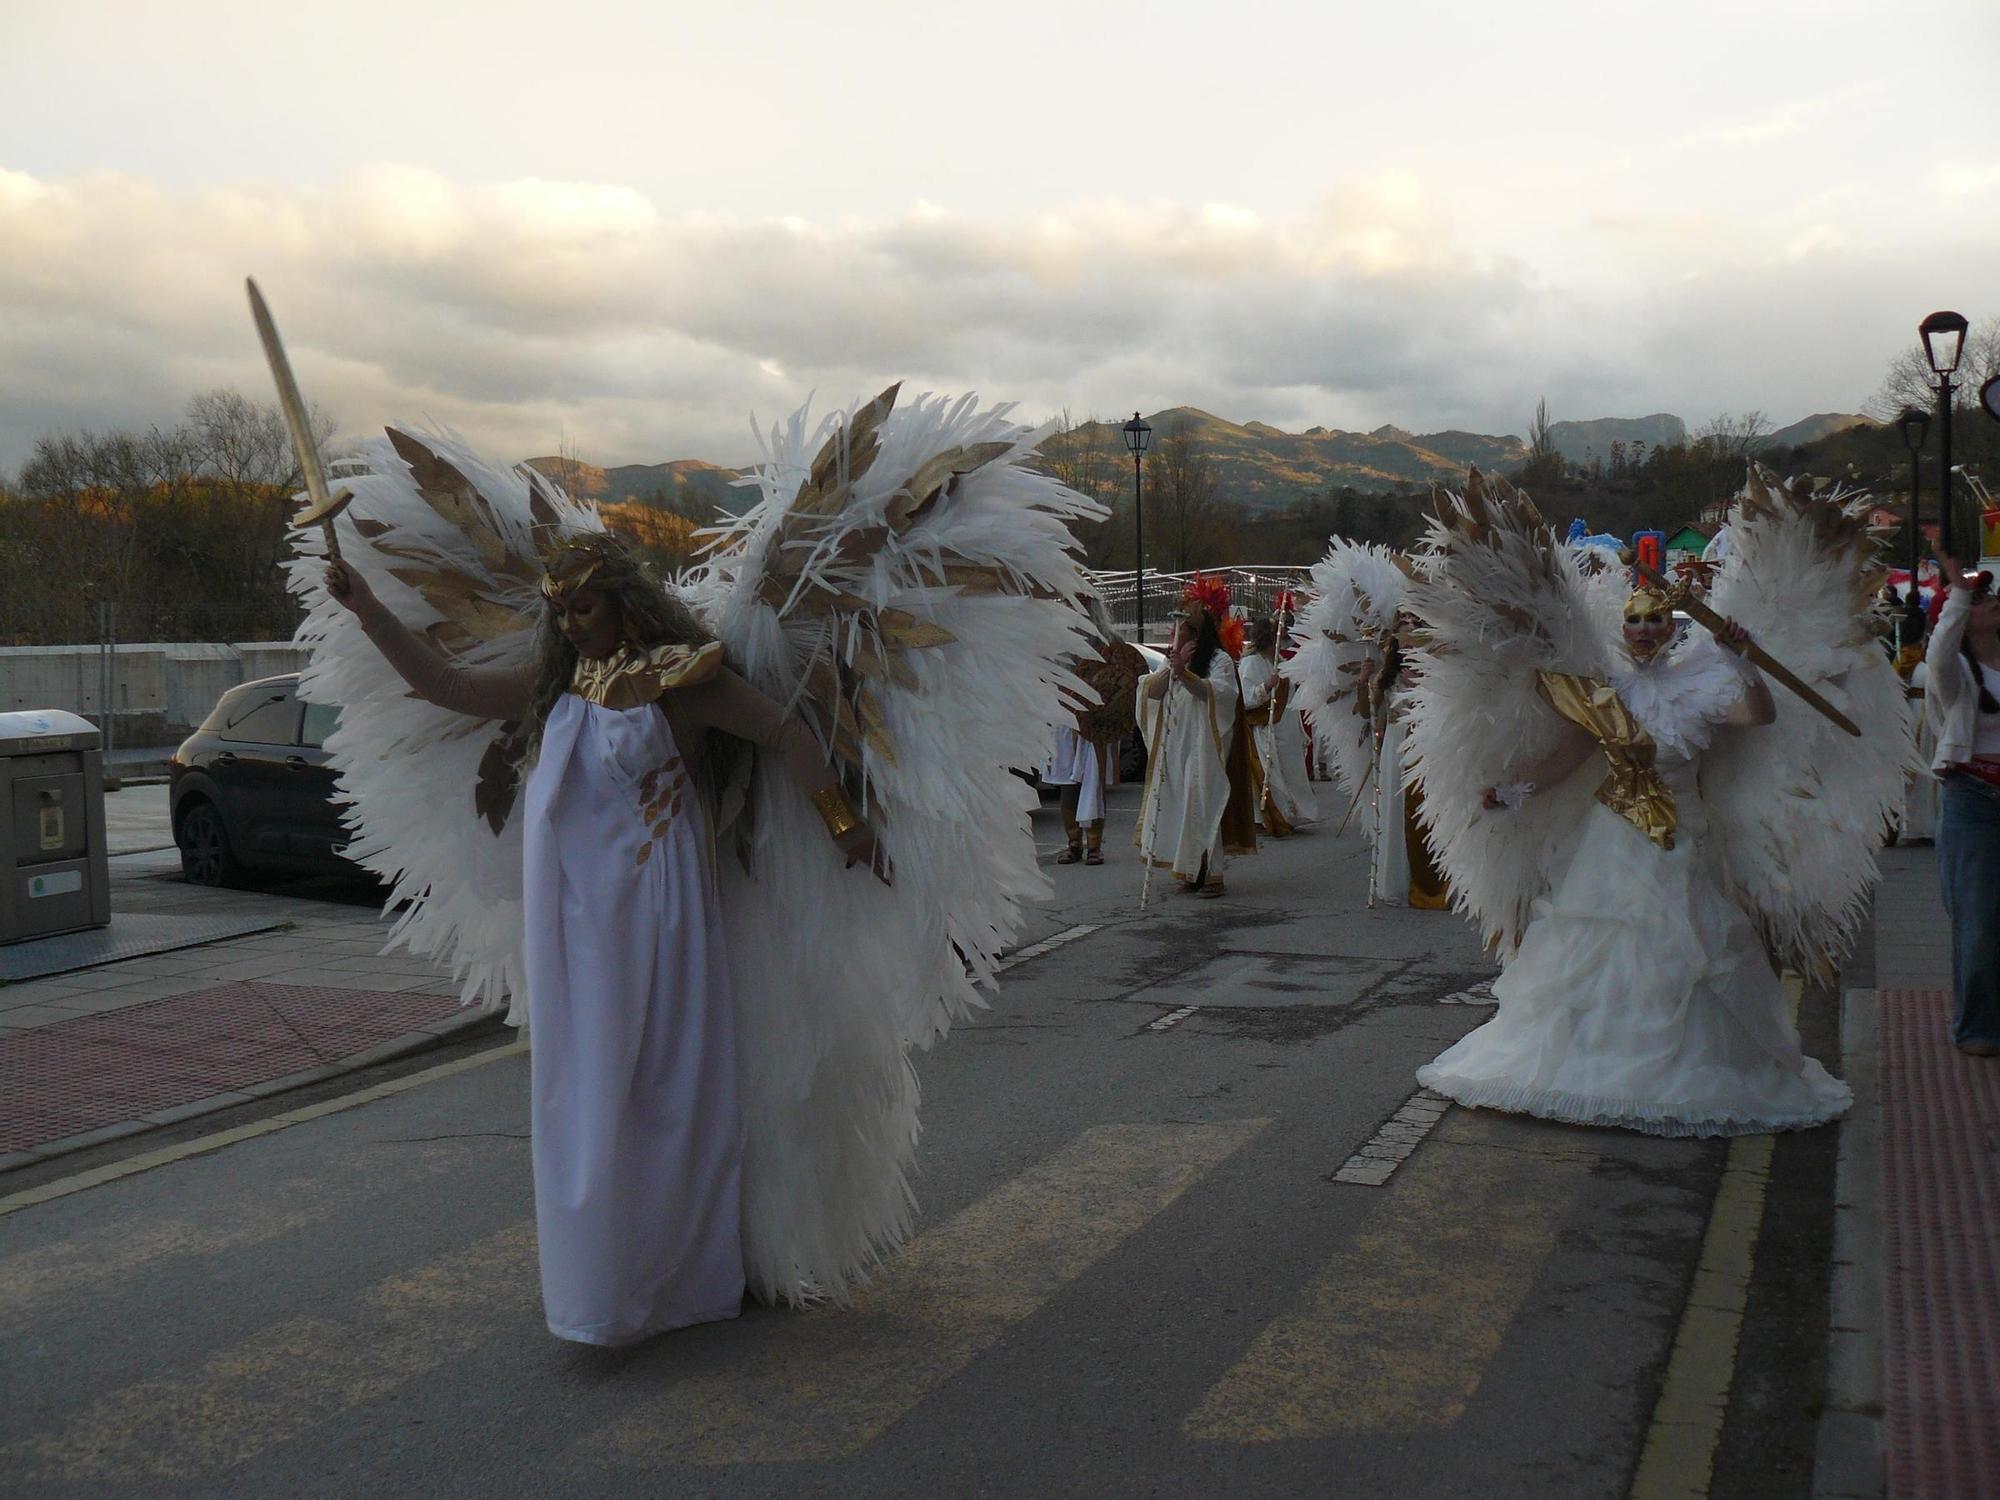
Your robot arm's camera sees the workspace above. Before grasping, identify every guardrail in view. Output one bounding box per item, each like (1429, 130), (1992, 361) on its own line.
(1083, 566), (1315, 644)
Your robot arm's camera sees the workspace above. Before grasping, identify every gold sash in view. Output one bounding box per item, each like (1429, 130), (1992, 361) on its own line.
(1534, 670), (1677, 851)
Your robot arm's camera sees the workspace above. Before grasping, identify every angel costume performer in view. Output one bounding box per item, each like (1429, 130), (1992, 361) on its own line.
(1282, 543), (1444, 906)
(1241, 624), (1318, 835)
(288, 388), (1100, 1342)
(1135, 575), (1258, 892)
(1403, 467), (1908, 1137)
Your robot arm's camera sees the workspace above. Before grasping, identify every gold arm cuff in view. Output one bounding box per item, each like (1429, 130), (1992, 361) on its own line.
(813, 784), (861, 840)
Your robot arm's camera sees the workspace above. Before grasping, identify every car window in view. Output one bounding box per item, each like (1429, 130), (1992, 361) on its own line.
(221, 690), (302, 745)
(300, 701), (341, 748)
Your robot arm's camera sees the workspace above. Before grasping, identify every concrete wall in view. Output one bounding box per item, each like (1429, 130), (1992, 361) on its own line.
(0, 642), (306, 746)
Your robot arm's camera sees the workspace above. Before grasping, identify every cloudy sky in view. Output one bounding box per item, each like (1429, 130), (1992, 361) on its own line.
(3, 0), (1997, 475)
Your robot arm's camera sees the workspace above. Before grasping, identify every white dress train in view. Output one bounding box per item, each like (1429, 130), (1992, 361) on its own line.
(523, 694), (745, 1343)
(1417, 751), (1852, 1137)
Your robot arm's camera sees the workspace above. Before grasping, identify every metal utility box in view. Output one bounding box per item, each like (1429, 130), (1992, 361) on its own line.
(0, 710), (110, 944)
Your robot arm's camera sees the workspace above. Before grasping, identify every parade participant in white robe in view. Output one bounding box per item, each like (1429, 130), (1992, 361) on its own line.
(1043, 723), (1108, 862)
(1046, 626), (1145, 865)
(1136, 577), (1257, 896)
(1403, 465), (1906, 1140)
(1241, 615), (1318, 835)
(326, 535), (884, 1345)
(1354, 614), (1448, 908)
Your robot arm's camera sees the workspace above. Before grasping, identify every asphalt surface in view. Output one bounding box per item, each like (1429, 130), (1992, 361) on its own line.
(0, 783), (1844, 1498)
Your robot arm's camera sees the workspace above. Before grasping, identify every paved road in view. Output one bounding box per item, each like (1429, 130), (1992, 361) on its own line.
(0, 786), (1840, 1498)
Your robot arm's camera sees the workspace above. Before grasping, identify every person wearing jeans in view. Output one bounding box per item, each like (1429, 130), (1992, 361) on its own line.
(1923, 551), (2000, 1056)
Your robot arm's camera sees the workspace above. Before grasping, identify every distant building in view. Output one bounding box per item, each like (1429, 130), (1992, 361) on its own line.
(1664, 523), (1710, 569)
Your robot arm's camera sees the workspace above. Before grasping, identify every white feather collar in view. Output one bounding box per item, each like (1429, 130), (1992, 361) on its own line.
(1610, 633), (1750, 759)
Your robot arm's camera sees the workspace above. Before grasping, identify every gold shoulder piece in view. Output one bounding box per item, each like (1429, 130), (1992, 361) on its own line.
(1533, 670), (1677, 850)
(572, 640), (726, 709)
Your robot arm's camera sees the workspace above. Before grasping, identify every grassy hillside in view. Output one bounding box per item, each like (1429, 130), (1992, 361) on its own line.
(522, 455), (750, 515)
(1071, 407), (1527, 509)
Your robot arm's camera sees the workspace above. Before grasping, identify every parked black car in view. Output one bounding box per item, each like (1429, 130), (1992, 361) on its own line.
(170, 674), (353, 885)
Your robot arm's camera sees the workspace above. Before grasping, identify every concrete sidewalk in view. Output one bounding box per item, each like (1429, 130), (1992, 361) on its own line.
(1, 784), (1090, 1175)
(1819, 840), (1999, 1500)
(0, 785), (493, 1170)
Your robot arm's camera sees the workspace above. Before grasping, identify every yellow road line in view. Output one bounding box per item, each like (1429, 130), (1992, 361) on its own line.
(1627, 975), (1798, 1500)
(0, 1037), (528, 1221)
(6, 1222), (539, 1483)
(1626, 1133), (1774, 1499)
(592, 1117), (1270, 1466)
(1183, 1110), (1594, 1442)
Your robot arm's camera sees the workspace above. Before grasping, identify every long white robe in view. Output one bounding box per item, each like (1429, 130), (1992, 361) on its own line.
(1372, 711), (1412, 904)
(1417, 651), (1852, 1137)
(1042, 724), (1107, 824)
(1240, 653), (1318, 828)
(1135, 651), (1239, 881)
(523, 694), (745, 1344)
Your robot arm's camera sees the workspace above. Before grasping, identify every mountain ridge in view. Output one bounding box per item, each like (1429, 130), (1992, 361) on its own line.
(524, 406), (1875, 515)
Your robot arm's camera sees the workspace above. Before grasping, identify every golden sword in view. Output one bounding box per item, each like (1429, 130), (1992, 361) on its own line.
(1631, 558), (1861, 737)
(245, 277), (351, 559)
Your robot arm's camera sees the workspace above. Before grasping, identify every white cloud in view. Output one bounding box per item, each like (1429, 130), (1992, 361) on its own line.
(0, 163), (1991, 481)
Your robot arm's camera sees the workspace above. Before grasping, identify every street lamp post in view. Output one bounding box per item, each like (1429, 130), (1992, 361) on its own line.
(1122, 413), (1152, 640)
(1920, 310), (1969, 556)
(1898, 405), (1931, 642)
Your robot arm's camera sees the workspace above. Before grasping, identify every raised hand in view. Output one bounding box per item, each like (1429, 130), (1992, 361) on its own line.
(323, 559), (379, 616)
(1933, 546), (1976, 591)
(1715, 616), (1752, 652)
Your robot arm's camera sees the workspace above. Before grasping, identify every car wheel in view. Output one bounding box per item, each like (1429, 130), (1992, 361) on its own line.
(177, 801), (242, 886)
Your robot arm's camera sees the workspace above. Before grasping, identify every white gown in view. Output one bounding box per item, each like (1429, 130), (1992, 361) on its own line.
(1418, 658), (1853, 1137)
(522, 694), (745, 1343)
(1372, 711), (1412, 905)
(1240, 653), (1318, 828)
(1042, 724), (1106, 823)
(1135, 651), (1240, 880)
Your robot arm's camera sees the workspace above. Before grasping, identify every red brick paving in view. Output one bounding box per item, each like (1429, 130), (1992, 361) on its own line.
(0, 982), (464, 1153)
(1879, 988), (2000, 1500)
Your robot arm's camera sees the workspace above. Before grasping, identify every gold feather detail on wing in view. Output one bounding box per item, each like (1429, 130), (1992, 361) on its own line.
(790, 383), (899, 517)
(884, 441), (1014, 531)
(473, 720), (532, 834)
(1072, 639), (1145, 745)
(385, 429), (518, 576)
(386, 566), (524, 643)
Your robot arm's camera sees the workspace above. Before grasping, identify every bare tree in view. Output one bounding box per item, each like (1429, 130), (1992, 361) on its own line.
(1694, 410), (1772, 461)
(1146, 414), (1225, 570)
(1522, 396), (1563, 488)
(183, 388), (339, 585)
(1867, 316), (2000, 421)
(1041, 410), (1127, 567)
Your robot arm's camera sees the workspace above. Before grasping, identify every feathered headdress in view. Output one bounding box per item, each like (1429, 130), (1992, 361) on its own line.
(1178, 572), (1244, 658)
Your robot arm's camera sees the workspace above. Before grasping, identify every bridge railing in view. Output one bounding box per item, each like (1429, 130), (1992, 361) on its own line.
(1083, 566), (1315, 645)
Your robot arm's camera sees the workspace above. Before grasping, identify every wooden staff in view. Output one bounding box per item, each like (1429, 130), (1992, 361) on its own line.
(1632, 559), (1861, 737)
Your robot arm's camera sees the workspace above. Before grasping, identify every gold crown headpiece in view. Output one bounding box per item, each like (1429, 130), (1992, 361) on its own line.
(536, 529), (626, 601)
(1622, 581), (1684, 622)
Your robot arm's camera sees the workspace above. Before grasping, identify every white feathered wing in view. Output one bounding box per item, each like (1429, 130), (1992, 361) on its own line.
(285, 428), (601, 1023)
(1697, 465), (1914, 979)
(1401, 468), (1622, 952)
(684, 385), (1103, 1304)
(1280, 539), (1407, 830)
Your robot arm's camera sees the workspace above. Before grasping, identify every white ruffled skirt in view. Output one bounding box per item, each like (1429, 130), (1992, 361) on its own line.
(1418, 801), (1851, 1137)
